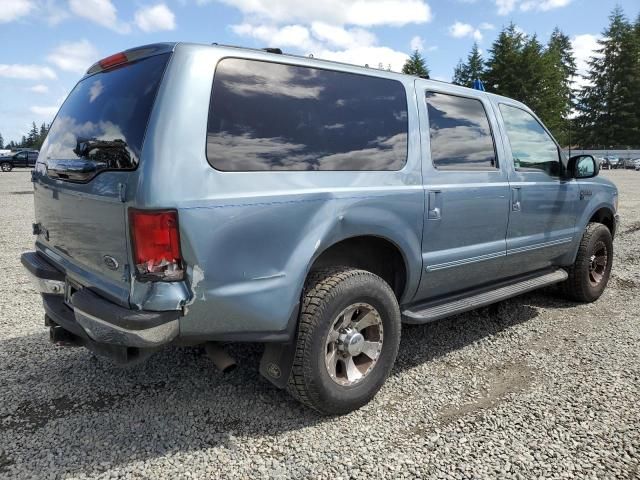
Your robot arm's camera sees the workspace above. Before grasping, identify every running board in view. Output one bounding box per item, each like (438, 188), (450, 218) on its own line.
(402, 269), (568, 324)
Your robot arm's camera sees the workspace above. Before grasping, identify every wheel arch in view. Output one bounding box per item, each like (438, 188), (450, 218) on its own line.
(306, 234), (410, 301)
(589, 206), (617, 238)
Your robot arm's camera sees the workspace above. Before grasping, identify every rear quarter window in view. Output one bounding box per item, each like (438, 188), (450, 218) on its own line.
(206, 58), (408, 171)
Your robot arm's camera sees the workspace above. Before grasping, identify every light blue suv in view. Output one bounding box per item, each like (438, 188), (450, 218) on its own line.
(22, 43), (619, 414)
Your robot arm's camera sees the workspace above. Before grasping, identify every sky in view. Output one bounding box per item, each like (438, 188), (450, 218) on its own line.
(0, 0), (638, 144)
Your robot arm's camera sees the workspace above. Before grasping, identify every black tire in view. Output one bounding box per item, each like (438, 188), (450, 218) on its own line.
(559, 222), (613, 302)
(287, 267), (401, 415)
(1, 162), (12, 172)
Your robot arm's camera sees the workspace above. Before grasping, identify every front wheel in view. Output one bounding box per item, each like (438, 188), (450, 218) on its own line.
(287, 267), (401, 415)
(560, 222), (613, 302)
(1, 162), (12, 172)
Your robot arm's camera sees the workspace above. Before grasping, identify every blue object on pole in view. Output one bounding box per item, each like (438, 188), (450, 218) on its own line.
(472, 79), (485, 91)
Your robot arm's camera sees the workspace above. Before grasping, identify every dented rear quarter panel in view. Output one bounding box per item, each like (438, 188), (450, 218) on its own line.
(135, 44), (425, 338)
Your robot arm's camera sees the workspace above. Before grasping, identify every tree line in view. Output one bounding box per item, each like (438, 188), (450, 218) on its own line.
(402, 5), (640, 149)
(0, 122), (50, 151)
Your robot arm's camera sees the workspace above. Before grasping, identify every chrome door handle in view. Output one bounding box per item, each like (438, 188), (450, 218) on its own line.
(511, 187), (521, 212)
(428, 190), (441, 220)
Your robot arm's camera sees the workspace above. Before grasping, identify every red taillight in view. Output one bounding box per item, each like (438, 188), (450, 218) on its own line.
(98, 52), (128, 70)
(130, 210), (183, 281)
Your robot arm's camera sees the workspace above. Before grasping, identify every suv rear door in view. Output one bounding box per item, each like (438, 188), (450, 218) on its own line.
(414, 82), (510, 300)
(33, 48), (171, 306)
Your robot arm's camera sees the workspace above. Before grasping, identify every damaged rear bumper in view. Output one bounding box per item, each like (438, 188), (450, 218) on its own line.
(21, 251), (181, 350)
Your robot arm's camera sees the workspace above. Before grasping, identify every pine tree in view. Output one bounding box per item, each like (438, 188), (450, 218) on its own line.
(484, 23), (526, 98)
(402, 49), (430, 77)
(542, 28), (576, 145)
(452, 42), (485, 87)
(629, 14), (640, 143)
(26, 122), (38, 148)
(0, 132), (4, 150)
(575, 6), (636, 147)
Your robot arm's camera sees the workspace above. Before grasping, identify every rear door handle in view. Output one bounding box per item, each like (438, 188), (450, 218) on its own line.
(428, 190), (441, 220)
(511, 187), (521, 212)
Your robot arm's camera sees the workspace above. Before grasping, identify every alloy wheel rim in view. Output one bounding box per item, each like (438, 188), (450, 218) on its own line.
(324, 302), (383, 387)
(588, 240), (608, 286)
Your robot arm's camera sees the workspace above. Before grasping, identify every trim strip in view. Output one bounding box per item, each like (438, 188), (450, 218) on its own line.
(426, 250), (506, 272)
(506, 237), (573, 256)
(425, 236), (574, 272)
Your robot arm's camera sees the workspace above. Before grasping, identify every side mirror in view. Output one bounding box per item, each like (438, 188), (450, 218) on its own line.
(568, 155), (599, 179)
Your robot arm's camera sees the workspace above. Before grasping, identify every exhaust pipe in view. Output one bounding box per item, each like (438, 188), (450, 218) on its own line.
(205, 343), (237, 373)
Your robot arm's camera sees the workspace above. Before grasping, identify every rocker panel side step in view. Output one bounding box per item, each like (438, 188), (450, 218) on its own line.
(402, 269), (568, 324)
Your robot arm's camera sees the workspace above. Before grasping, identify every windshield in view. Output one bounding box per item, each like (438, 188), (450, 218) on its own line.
(41, 53), (170, 171)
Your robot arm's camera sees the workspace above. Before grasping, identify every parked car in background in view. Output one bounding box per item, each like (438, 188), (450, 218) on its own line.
(0, 149), (39, 172)
(597, 157), (609, 169)
(21, 43), (619, 414)
(605, 157), (621, 169)
(633, 158), (640, 171)
(623, 158), (637, 169)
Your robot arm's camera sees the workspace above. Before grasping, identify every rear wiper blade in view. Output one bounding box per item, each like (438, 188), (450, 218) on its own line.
(73, 137), (133, 169)
(74, 137), (128, 158)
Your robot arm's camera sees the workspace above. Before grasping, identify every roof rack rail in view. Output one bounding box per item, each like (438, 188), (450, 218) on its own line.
(262, 47), (283, 54)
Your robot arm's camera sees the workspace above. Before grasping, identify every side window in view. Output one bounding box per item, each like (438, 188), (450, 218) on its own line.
(425, 91), (497, 170)
(207, 58), (408, 171)
(28, 152), (38, 162)
(499, 104), (561, 176)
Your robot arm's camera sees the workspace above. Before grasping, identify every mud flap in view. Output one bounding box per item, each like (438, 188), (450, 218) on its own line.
(259, 341), (297, 389)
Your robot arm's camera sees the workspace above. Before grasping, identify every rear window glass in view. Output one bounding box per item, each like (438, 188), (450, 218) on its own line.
(207, 58), (408, 171)
(426, 92), (497, 170)
(42, 53), (170, 169)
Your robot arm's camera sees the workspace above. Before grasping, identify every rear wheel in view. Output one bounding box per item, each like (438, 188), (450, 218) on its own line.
(1, 162), (12, 172)
(287, 267), (401, 415)
(560, 222), (613, 302)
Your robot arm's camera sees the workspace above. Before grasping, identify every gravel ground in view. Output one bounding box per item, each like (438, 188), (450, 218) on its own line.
(0, 169), (638, 479)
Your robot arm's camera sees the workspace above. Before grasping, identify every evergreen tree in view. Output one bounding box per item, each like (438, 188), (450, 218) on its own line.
(26, 122), (38, 148)
(452, 42), (485, 87)
(575, 6), (636, 147)
(542, 28), (576, 145)
(0, 132), (4, 149)
(484, 23), (526, 98)
(402, 49), (430, 77)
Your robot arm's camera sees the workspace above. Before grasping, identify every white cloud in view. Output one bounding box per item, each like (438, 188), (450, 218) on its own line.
(496, 0), (516, 14)
(29, 84), (49, 93)
(316, 46), (408, 72)
(521, 0), (571, 11)
(449, 22), (482, 41)
(571, 33), (601, 88)
(30, 105), (60, 117)
(496, 0), (571, 15)
(231, 24), (316, 50)
(134, 3), (176, 32)
(68, 0), (130, 33)
(311, 22), (376, 49)
(479, 22), (495, 30)
(410, 35), (424, 52)
(0, 64), (56, 80)
(47, 39), (99, 73)
(231, 21), (409, 71)
(214, 0), (431, 27)
(1, 0), (34, 23)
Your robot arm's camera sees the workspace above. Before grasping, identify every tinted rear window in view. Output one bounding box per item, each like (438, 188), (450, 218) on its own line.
(42, 53), (170, 169)
(207, 58), (408, 171)
(426, 92), (497, 170)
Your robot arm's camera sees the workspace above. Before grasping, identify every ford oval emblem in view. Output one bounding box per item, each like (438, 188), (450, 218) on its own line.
(103, 255), (119, 270)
